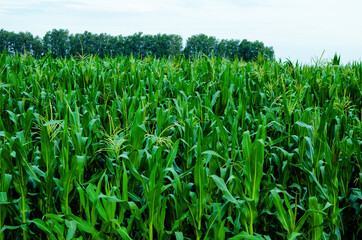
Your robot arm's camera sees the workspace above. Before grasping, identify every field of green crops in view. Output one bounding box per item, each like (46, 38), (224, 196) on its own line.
(0, 53), (361, 240)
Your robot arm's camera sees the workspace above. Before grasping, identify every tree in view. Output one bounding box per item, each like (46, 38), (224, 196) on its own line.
(0, 29), (274, 60)
(0, 29), (10, 53)
(110, 35), (124, 56)
(69, 33), (83, 56)
(216, 39), (240, 59)
(123, 32), (144, 56)
(168, 34), (183, 56)
(238, 39), (253, 61)
(31, 36), (43, 57)
(183, 34), (218, 58)
(79, 31), (97, 55)
(238, 39), (274, 61)
(13, 32), (34, 54)
(2, 31), (17, 54)
(264, 46), (274, 60)
(43, 29), (70, 57)
(95, 33), (113, 57)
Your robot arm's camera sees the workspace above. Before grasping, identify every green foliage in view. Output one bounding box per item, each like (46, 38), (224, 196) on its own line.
(0, 29), (274, 61)
(0, 53), (361, 239)
(183, 34), (219, 58)
(43, 29), (70, 58)
(183, 34), (274, 61)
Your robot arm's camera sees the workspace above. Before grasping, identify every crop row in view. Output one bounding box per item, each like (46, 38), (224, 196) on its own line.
(0, 53), (361, 239)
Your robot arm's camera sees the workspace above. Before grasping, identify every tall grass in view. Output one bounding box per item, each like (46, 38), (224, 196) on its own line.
(0, 53), (361, 239)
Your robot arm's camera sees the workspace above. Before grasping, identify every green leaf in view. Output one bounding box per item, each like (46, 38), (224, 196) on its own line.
(0, 192), (10, 204)
(30, 219), (57, 240)
(211, 90), (221, 108)
(0, 225), (21, 234)
(175, 232), (184, 240)
(201, 150), (225, 161)
(12, 139), (40, 182)
(43, 120), (64, 126)
(270, 189), (291, 234)
(302, 167), (329, 200)
(116, 226), (133, 240)
(229, 231), (265, 240)
(288, 232), (302, 240)
(211, 175), (240, 207)
(67, 215), (101, 238)
(165, 139), (180, 168)
(204, 202), (230, 238)
(65, 220), (77, 240)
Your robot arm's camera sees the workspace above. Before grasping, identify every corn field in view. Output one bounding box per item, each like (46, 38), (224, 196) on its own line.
(0, 53), (361, 240)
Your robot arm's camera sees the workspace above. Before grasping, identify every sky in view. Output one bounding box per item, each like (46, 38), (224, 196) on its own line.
(1, 0), (362, 64)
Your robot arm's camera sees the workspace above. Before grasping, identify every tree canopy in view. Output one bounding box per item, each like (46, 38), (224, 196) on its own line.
(0, 29), (274, 61)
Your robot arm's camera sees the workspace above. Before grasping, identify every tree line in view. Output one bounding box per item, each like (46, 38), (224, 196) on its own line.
(0, 29), (274, 60)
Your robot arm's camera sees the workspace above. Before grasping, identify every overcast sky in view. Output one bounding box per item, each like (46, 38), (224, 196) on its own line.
(1, 0), (361, 63)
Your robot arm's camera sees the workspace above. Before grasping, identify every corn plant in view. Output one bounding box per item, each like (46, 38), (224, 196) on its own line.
(0, 53), (361, 239)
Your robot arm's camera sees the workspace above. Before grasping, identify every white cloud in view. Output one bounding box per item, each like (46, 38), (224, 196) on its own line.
(0, 0), (64, 8)
(66, 0), (159, 13)
(0, 0), (361, 63)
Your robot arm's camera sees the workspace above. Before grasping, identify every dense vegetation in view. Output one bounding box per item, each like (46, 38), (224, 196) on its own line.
(0, 29), (274, 60)
(0, 53), (361, 240)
